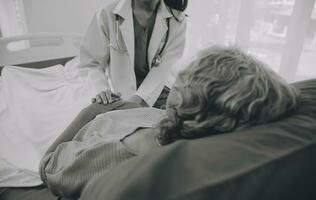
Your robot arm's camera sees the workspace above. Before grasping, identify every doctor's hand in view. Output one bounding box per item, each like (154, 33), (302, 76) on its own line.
(91, 90), (122, 104)
(127, 95), (148, 107)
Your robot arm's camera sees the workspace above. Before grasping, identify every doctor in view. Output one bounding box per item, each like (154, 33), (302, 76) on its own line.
(79, 0), (188, 107)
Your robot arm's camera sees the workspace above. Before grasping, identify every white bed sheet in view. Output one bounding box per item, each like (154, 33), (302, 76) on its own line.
(0, 57), (96, 187)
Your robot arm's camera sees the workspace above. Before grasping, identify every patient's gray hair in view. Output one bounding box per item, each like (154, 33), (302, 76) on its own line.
(158, 46), (299, 145)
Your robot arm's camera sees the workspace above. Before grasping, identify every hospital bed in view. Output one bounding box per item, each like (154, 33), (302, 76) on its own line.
(0, 32), (81, 69)
(1, 33), (316, 200)
(0, 32), (95, 200)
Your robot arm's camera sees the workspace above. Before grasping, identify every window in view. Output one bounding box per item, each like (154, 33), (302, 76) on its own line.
(181, 0), (316, 82)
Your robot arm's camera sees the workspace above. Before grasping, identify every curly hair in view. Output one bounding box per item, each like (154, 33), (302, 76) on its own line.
(157, 46), (299, 145)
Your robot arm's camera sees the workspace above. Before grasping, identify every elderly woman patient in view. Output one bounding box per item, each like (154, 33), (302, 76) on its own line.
(40, 46), (299, 198)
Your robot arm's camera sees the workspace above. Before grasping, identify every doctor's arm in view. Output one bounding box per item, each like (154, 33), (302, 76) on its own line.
(79, 10), (113, 98)
(136, 18), (187, 106)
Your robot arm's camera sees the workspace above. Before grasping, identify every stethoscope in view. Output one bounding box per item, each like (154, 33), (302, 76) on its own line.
(111, 15), (170, 67)
(152, 18), (170, 67)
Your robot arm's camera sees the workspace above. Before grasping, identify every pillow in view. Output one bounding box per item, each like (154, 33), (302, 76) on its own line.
(81, 79), (316, 200)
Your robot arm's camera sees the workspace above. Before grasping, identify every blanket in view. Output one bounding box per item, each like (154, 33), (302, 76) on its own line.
(0, 58), (96, 187)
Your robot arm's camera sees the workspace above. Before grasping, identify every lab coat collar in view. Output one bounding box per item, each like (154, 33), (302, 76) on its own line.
(112, 0), (131, 19)
(158, 0), (173, 20)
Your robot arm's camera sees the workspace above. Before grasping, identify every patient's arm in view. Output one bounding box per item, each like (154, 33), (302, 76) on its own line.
(44, 101), (140, 155)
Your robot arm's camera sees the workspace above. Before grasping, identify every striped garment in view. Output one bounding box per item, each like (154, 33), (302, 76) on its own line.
(39, 107), (164, 198)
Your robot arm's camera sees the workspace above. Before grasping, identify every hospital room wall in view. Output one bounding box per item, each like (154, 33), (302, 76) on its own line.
(0, 0), (27, 37)
(23, 0), (105, 34)
(0, 0), (105, 36)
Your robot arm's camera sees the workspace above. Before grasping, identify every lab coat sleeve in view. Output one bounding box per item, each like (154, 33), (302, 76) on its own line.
(136, 18), (187, 106)
(79, 9), (111, 94)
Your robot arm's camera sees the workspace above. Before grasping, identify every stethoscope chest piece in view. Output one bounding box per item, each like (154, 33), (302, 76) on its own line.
(152, 55), (162, 67)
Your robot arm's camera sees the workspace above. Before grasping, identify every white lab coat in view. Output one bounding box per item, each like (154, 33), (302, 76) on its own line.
(79, 0), (187, 106)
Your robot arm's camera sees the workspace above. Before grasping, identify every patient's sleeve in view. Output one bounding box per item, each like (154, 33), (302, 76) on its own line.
(44, 101), (140, 155)
(39, 134), (136, 198)
(40, 106), (162, 198)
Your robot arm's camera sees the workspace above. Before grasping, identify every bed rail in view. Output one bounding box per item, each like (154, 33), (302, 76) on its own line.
(0, 32), (82, 67)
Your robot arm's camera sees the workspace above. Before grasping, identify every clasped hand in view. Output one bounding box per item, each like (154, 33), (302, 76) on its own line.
(91, 89), (148, 107)
(91, 89), (121, 104)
